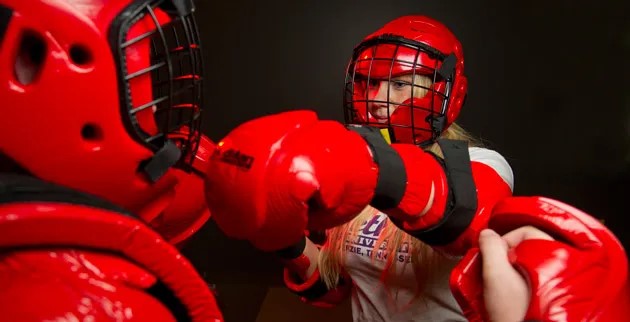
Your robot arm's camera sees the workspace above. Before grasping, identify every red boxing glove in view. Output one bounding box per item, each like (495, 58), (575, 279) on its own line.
(204, 110), (378, 251)
(450, 196), (629, 322)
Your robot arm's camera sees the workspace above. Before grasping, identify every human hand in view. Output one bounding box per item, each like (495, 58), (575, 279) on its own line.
(479, 227), (553, 322)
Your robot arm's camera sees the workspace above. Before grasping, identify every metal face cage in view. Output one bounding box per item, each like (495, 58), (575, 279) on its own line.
(343, 35), (456, 145)
(111, 0), (204, 180)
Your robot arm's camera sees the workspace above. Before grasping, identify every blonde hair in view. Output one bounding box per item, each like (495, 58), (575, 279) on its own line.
(319, 75), (481, 301)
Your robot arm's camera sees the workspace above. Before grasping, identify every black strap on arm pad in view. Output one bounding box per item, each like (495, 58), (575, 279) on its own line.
(346, 125), (406, 210)
(402, 139), (478, 246)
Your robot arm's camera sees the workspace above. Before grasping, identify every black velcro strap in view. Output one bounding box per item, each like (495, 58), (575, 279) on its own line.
(274, 236), (306, 260)
(141, 140), (182, 183)
(347, 125), (406, 210)
(0, 4), (12, 45)
(437, 53), (457, 80)
(0, 173), (133, 216)
(407, 139), (478, 246)
(292, 275), (348, 300)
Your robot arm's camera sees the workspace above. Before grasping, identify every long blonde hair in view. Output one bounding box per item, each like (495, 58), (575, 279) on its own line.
(320, 74), (482, 299)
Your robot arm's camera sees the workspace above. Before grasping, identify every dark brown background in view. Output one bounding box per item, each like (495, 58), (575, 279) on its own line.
(184, 0), (629, 320)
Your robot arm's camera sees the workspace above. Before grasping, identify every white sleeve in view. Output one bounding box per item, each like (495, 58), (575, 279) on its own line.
(468, 147), (514, 191)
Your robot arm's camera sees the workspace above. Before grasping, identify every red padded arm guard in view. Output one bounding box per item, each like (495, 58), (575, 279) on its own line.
(349, 126), (512, 256)
(394, 144), (512, 255)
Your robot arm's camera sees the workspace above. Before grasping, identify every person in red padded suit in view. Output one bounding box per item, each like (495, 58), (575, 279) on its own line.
(0, 0), (223, 321)
(204, 15), (629, 322)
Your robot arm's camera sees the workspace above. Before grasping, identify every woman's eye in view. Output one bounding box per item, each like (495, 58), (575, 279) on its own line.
(392, 81), (408, 89)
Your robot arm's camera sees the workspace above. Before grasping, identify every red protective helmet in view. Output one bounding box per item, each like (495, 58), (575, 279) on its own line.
(157, 131), (215, 247)
(343, 15), (467, 146)
(0, 0), (205, 232)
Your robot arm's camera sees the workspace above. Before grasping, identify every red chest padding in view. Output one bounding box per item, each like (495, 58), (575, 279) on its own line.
(0, 174), (223, 322)
(0, 249), (178, 321)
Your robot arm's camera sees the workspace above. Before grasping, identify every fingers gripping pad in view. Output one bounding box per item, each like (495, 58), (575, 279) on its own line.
(450, 197), (629, 322)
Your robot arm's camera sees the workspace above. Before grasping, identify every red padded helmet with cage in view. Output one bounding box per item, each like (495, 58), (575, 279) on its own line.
(0, 0), (205, 229)
(344, 15), (467, 146)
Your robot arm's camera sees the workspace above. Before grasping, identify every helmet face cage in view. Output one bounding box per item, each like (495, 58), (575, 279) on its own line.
(110, 0), (204, 171)
(343, 35), (455, 146)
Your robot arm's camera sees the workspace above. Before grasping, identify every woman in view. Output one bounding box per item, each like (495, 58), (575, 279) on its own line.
(273, 15), (514, 321)
(203, 13), (629, 322)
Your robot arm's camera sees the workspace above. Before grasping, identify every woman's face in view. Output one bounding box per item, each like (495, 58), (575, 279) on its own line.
(363, 74), (420, 123)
